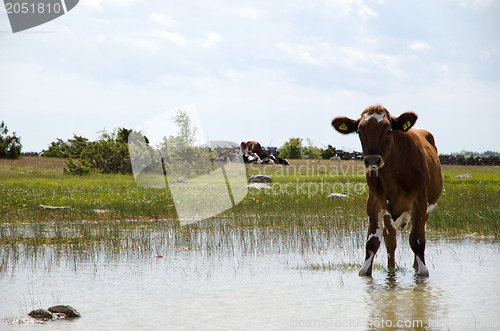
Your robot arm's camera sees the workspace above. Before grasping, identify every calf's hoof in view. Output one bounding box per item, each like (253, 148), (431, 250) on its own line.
(415, 256), (429, 277)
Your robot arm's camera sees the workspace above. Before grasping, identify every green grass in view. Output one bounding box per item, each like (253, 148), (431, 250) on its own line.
(431, 168), (500, 236)
(0, 165), (177, 223)
(0, 157), (499, 247)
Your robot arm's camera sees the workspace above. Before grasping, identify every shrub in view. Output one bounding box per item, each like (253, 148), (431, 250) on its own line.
(129, 110), (211, 178)
(80, 139), (131, 174)
(302, 139), (322, 159)
(321, 145), (337, 159)
(44, 135), (88, 158)
(62, 129), (133, 175)
(64, 159), (93, 175)
(279, 138), (303, 159)
(0, 121), (22, 159)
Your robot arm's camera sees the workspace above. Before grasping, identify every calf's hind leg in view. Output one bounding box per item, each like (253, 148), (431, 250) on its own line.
(410, 202), (429, 276)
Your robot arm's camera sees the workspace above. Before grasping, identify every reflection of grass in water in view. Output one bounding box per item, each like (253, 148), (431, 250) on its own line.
(303, 262), (370, 272)
(301, 262), (411, 273)
(0, 217), (367, 272)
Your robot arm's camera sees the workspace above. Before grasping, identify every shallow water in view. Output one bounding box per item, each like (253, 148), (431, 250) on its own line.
(1, 225), (499, 330)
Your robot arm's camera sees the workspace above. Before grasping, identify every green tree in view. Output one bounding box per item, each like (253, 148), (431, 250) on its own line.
(279, 138), (303, 159)
(321, 145), (337, 159)
(0, 121), (22, 159)
(158, 110), (211, 178)
(302, 138), (322, 159)
(79, 140), (131, 174)
(44, 135), (88, 158)
(64, 129), (133, 175)
(172, 110), (197, 147)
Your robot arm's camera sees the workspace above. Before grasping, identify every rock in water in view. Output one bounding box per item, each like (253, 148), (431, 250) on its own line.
(48, 305), (81, 318)
(28, 309), (53, 321)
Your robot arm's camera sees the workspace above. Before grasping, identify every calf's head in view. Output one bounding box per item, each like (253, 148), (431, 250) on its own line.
(331, 105), (417, 170)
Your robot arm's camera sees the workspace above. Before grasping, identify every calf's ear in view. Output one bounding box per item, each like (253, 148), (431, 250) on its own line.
(392, 112), (417, 132)
(332, 117), (359, 134)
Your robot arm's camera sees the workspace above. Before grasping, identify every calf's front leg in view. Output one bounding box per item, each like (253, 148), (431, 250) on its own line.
(359, 211), (383, 276)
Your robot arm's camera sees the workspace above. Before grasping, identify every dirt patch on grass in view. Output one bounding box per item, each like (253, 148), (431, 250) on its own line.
(0, 156), (67, 171)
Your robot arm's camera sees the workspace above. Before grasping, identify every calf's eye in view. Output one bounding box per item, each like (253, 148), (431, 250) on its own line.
(386, 130), (393, 136)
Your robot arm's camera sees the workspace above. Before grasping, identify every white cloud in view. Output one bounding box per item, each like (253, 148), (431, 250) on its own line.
(149, 30), (221, 50)
(115, 35), (161, 54)
(408, 41), (431, 52)
(354, 0), (378, 20)
(479, 47), (500, 60)
(197, 32), (222, 50)
(275, 41), (401, 74)
(82, 0), (103, 11)
(339, 46), (401, 74)
(148, 12), (177, 27)
(2, 1), (499, 154)
(237, 6), (262, 20)
(452, 0), (500, 9)
(320, 0), (378, 20)
(150, 30), (188, 47)
(276, 43), (325, 65)
(82, 0), (141, 11)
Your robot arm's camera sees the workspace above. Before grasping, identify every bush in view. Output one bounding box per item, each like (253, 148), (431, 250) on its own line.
(129, 110), (211, 179)
(321, 145), (337, 159)
(278, 138), (323, 159)
(0, 121), (22, 159)
(64, 132), (132, 175)
(80, 139), (131, 174)
(63, 158), (93, 175)
(302, 139), (322, 159)
(279, 138), (303, 159)
(44, 135), (88, 158)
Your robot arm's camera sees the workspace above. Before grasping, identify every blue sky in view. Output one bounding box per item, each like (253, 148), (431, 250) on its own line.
(1, 0), (499, 154)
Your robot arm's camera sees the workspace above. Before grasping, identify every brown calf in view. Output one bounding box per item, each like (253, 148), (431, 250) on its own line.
(332, 105), (442, 276)
(240, 141), (263, 155)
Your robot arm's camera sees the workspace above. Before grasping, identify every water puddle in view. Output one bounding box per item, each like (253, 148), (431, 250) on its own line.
(1, 223), (499, 330)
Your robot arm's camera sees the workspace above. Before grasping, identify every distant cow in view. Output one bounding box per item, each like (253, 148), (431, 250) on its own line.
(332, 105), (442, 276)
(240, 141), (263, 155)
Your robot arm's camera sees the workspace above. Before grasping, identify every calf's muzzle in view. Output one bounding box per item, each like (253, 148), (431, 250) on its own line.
(363, 155), (384, 169)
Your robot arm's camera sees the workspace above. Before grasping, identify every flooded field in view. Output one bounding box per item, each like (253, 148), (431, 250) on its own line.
(1, 221), (499, 330)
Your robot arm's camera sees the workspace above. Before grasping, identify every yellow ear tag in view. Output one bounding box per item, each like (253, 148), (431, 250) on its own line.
(339, 123), (348, 131)
(402, 121), (411, 131)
